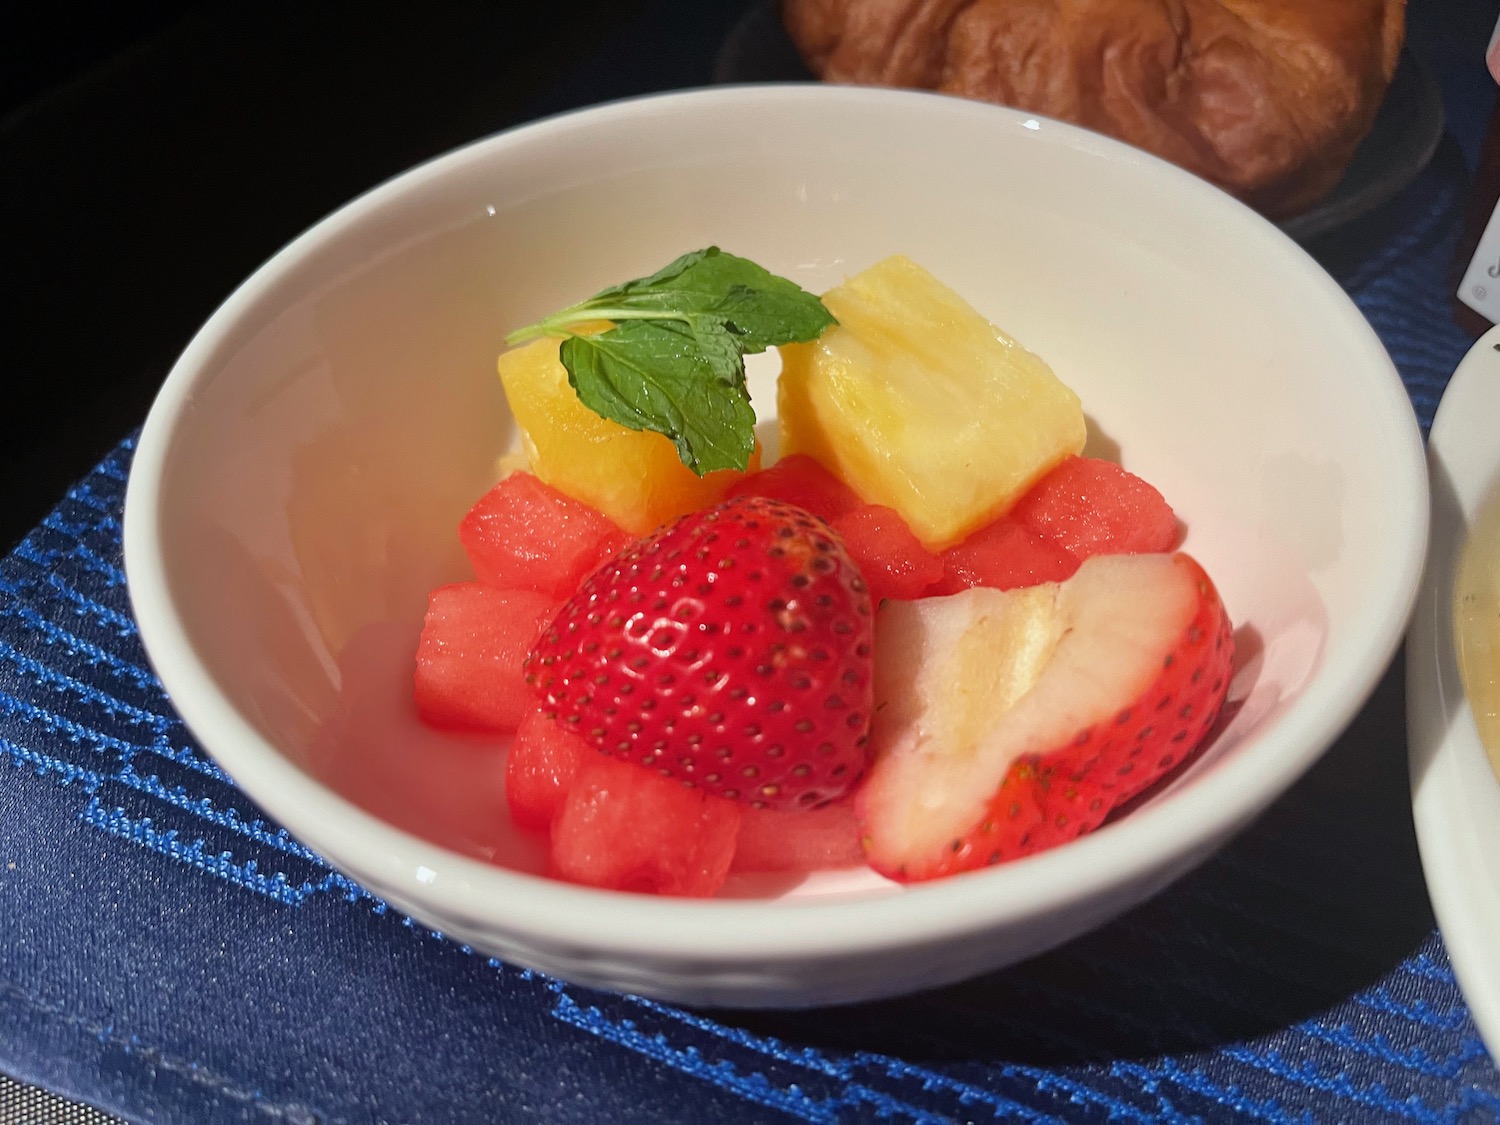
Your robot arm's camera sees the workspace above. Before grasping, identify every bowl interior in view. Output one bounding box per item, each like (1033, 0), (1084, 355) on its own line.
(130, 88), (1422, 911)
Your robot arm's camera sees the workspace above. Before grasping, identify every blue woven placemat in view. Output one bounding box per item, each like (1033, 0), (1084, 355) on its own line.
(5, 60), (1500, 1125)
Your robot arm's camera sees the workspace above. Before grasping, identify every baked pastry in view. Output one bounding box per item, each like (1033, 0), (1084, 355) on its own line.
(783, 0), (1406, 218)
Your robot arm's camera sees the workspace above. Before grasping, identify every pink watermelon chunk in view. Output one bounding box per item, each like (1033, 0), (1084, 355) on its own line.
(550, 756), (741, 897)
(310, 620), (542, 870)
(731, 799), (864, 872)
(928, 517), (1079, 595)
(414, 583), (558, 732)
(587, 529), (635, 571)
(830, 504), (943, 603)
(1010, 456), (1179, 560)
(506, 709), (588, 832)
(726, 454), (863, 523)
(459, 471), (624, 598)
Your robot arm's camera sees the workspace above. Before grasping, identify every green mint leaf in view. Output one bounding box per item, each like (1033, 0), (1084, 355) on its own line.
(504, 248), (835, 476)
(561, 321), (757, 476)
(686, 316), (749, 391)
(587, 248), (716, 301)
(584, 247), (835, 352)
(710, 281), (837, 351)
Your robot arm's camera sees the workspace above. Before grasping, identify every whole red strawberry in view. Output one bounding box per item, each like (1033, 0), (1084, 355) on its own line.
(525, 496), (875, 810)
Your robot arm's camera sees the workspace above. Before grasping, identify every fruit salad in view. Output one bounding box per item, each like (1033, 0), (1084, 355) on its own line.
(410, 250), (1235, 896)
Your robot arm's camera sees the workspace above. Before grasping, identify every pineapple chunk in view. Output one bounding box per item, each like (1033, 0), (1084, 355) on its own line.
(497, 336), (757, 534)
(778, 256), (1086, 549)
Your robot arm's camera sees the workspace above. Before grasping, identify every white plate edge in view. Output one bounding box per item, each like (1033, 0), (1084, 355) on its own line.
(1408, 324), (1500, 1065)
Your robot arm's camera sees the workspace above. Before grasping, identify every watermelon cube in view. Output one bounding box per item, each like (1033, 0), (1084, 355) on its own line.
(929, 517), (1079, 595)
(550, 756), (741, 897)
(506, 709), (588, 832)
(726, 454), (863, 522)
(731, 799), (864, 872)
(1010, 456), (1179, 560)
(414, 583), (558, 732)
(830, 504), (943, 602)
(459, 471), (624, 598)
(587, 529), (635, 572)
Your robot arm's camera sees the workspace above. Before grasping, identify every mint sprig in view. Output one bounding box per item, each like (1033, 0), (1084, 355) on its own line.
(504, 248), (836, 476)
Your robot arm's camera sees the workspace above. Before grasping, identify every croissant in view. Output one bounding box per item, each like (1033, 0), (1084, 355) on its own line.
(783, 0), (1406, 218)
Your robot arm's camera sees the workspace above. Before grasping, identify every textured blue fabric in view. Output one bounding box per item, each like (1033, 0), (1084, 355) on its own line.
(6, 11), (1500, 1125)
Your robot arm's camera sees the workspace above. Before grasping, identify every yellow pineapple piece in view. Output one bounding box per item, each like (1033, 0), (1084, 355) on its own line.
(778, 256), (1086, 549)
(498, 336), (757, 534)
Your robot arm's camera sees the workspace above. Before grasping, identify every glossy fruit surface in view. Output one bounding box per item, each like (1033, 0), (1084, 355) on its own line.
(527, 496), (875, 810)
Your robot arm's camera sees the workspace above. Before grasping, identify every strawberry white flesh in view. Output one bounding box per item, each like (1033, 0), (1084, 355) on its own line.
(861, 553), (1212, 877)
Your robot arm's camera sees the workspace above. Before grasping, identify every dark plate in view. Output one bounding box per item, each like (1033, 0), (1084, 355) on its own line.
(714, 1), (1445, 244)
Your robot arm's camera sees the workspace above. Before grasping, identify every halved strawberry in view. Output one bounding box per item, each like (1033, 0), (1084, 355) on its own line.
(859, 552), (1233, 882)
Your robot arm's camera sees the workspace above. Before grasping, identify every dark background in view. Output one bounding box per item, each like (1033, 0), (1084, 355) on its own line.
(0, 0), (1496, 556)
(0, 0), (763, 553)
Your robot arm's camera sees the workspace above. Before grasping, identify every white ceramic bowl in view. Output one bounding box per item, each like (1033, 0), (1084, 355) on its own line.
(123, 86), (1427, 1008)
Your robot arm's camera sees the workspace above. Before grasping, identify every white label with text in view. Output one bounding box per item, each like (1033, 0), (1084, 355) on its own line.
(1459, 201), (1500, 324)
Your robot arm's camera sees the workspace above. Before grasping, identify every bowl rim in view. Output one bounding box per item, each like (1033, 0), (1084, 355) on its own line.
(121, 83), (1430, 963)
